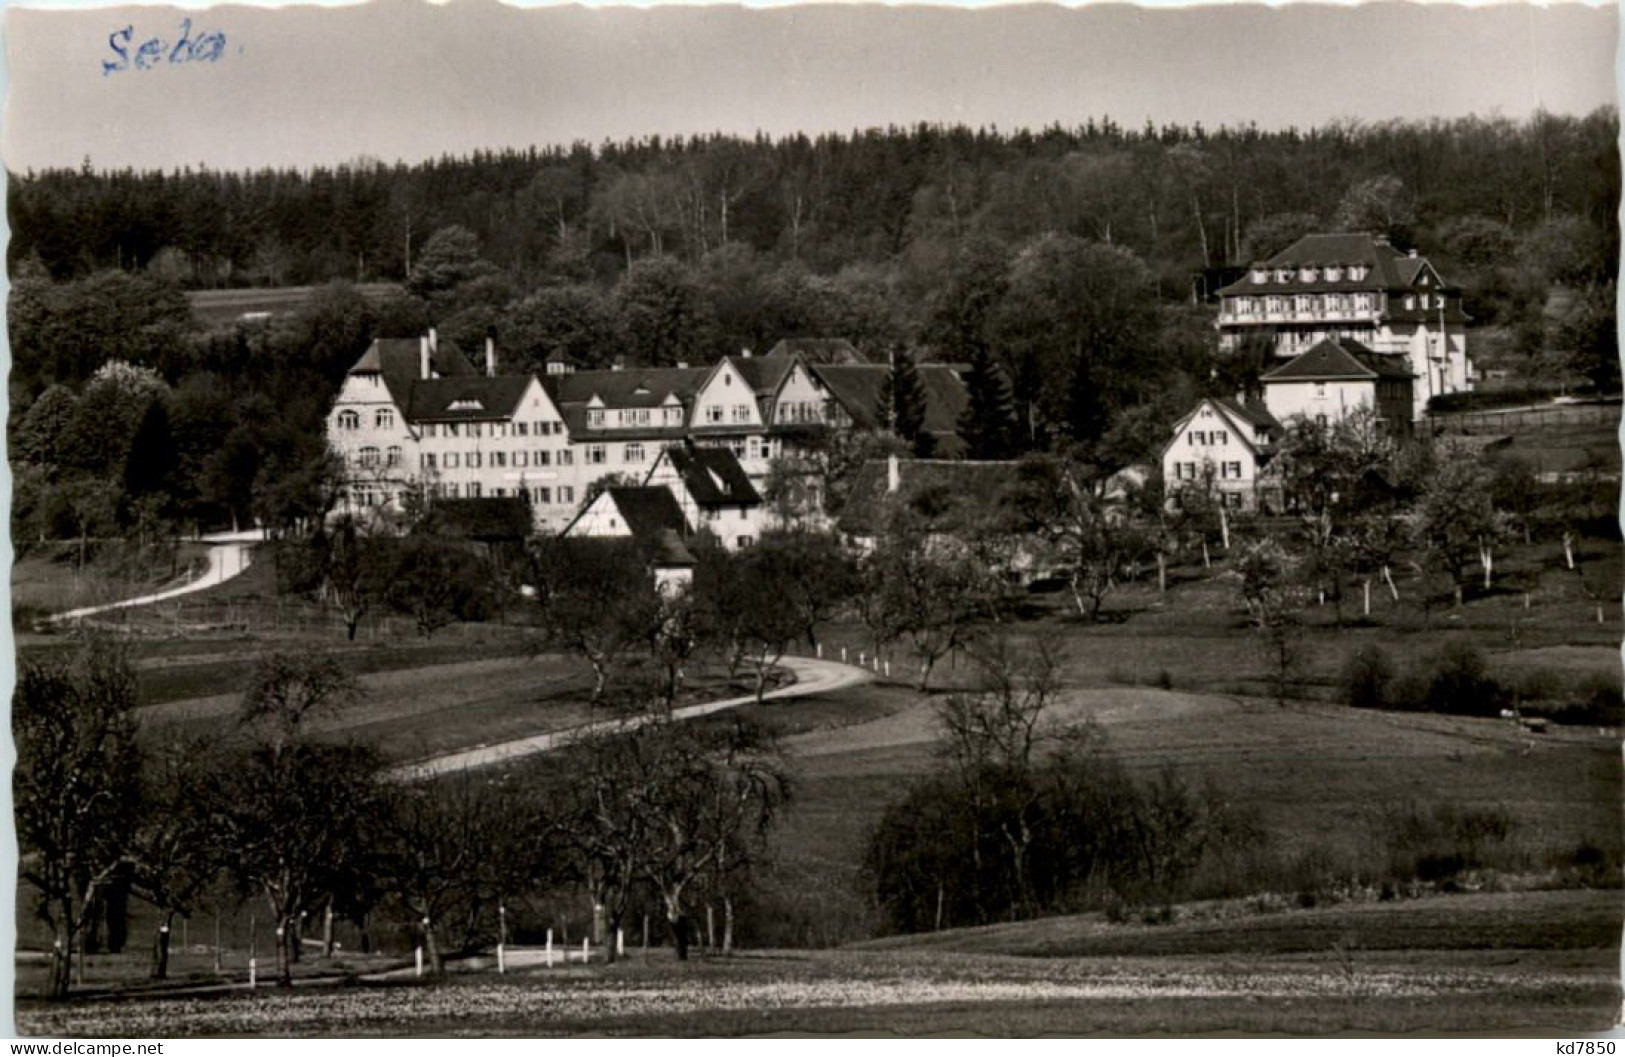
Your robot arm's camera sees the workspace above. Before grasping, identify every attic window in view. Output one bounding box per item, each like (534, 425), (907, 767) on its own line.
(634, 384), (650, 395)
(448, 398), (484, 411)
(707, 469), (727, 494)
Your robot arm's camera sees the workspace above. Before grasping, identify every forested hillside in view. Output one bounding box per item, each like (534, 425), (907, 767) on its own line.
(7, 111), (1619, 538)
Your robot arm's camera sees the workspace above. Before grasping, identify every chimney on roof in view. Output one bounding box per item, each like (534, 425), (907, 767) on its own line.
(420, 335), (431, 380)
(611, 356), (624, 372)
(1408, 249), (1418, 259)
(676, 360), (688, 370)
(428, 327), (439, 354)
(741, 347), (753, 359)
(1372, 234), (1390, 247)
(886, 453), (900, 495)
(485, 330), (497, 377)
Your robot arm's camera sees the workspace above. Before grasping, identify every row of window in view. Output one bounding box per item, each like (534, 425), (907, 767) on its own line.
(1229, 293), (1377, 317)
(775, 400), (824, 424)
(420, 449), (578, 471)
(337, 409), (391, 431)
(1187, 429), (1229, 446)
(1250, 265), (1369, 285)
(354, 447), (402, 468)
(1171, 461), (1246, 481)
(425, 483), (577, 504)
(422, 420), (562, 439)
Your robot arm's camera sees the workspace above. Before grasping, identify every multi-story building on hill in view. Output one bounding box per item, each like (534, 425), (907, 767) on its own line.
(1215, 232), (1473, 419)
(326, 333), (969, 534)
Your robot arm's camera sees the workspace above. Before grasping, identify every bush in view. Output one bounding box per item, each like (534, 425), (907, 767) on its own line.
(1341, 644), (1396, 710)
(1412, 642), (1502, 717)
(1382, 800), (1516, 882)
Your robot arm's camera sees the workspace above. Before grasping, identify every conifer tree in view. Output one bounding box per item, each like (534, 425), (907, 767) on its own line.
(958, 345), (1017, 459)
(877, 350), (929, 452)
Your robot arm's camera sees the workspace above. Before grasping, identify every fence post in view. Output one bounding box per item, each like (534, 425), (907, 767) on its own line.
(545, 928), (553, 967)
(497, 904), (507, 974)
(415, 946), (424, 977)
(581, 937), (589, 964)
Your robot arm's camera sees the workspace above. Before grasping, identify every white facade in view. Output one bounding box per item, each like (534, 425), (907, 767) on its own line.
(1160, 400), (1275, 511)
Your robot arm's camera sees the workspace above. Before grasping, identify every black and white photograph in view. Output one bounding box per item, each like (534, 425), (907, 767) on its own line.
(3, 0), (1621, 1038)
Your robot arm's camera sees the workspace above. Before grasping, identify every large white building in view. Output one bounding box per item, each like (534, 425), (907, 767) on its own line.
(1215, 232), (1473, 420)
(326, 331), (968, 534)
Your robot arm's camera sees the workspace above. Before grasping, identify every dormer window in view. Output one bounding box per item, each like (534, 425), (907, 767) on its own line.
(1275, 269), (1292, 283)
(588, 409), (605, 428)
(448, 398), (484, 412)
(1325, 265), (1342, 283)
(1349, 265), (1368, 281)
(1251, 269), (1267, 284)
(1301, 267), (1319, 283)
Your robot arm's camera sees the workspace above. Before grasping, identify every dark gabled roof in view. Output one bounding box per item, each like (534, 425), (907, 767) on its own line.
(663, 445), (761, 506)
(647, 528), (697, 567)
(540, 366), (709, 410)
(728, 355), (796, 395)
(764, 338), (868, 365)
(810, 363), (970, 436)
(407, 375), (535, 421)
(352, 337), (479, 409)
(606, 486), (689, 540)
(1211, 395), (1283, 433)
(421, 497), (532, 541)
(1262, 338), (1414, 383)
(837, 458), (1019, 536)
(1216, 233), (1457, 297)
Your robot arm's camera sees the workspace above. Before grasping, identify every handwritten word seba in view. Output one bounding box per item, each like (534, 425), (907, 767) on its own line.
(103, 19), (228, 75)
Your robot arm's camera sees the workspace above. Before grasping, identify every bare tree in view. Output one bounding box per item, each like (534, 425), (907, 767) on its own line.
(130, 734), (222, 980)
(15, 640), (142, 999)
(215, 654), (384, 985)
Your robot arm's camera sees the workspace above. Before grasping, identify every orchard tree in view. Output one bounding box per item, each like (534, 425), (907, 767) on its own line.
(130, 735), (222, 980)
(1408, 451), (1509, 607)
(216, 654), (384, 985)
(14, 641), (142, 998)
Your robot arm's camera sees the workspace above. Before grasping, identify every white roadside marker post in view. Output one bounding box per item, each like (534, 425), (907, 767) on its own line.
(581, 937), (589, 964)
(497, 904), (507, 974)
(546, 928), (554, 967)
(617, 929), (625, 958)
(415, 946), (423, 977)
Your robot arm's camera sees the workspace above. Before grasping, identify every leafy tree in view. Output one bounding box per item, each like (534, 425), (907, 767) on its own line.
(861, 509), (1005, 690)
(14, 641), (142, 998)
(1234, 538), (1310, 706)
(614, 256), (720, 367)
(12, 384), (80, 474)
(407, 225), (494, 299)
(1407, 449), (1509, 608)
(529, 538), (664, 703)
(506, 285), (625, 371)
(381, 535), (500, 637)
(1009, 455), (1140, 621)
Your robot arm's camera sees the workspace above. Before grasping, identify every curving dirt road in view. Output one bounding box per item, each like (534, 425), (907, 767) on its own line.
(50, 529), (265, 623)
(394, 654), (872, 781)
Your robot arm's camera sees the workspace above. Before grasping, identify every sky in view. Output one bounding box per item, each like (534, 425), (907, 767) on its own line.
(1, 1), (1619, 172)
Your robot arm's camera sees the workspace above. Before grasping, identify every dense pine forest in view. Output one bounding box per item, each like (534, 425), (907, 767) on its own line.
(7, 111), (1620, 537)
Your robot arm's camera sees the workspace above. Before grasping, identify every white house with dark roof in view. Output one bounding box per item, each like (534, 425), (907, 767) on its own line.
(1216, 232), (1472, 417)
(1259, 336), (1415, 437)
(643, 442), (767, 551)
(328, 330), (580, 530)
(1161, 396), (1284, 512)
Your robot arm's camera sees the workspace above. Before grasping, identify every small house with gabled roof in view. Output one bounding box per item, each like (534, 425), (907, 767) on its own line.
(1260, 336), (1414, 437)
(643, 442), (766, 551)
(1161, 396), (1284, 512)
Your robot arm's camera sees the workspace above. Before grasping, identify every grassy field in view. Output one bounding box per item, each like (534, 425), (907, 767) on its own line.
(11, 413), (1622, 1034)
(16, 890), (1619, 1036)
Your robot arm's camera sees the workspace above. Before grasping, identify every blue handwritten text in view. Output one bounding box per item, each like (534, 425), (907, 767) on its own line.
(103, 19), (228, 75)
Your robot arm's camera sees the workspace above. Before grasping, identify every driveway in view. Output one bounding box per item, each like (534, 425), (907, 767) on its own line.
(394, 655), (872, 780)
(50, 529), (265, 623)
